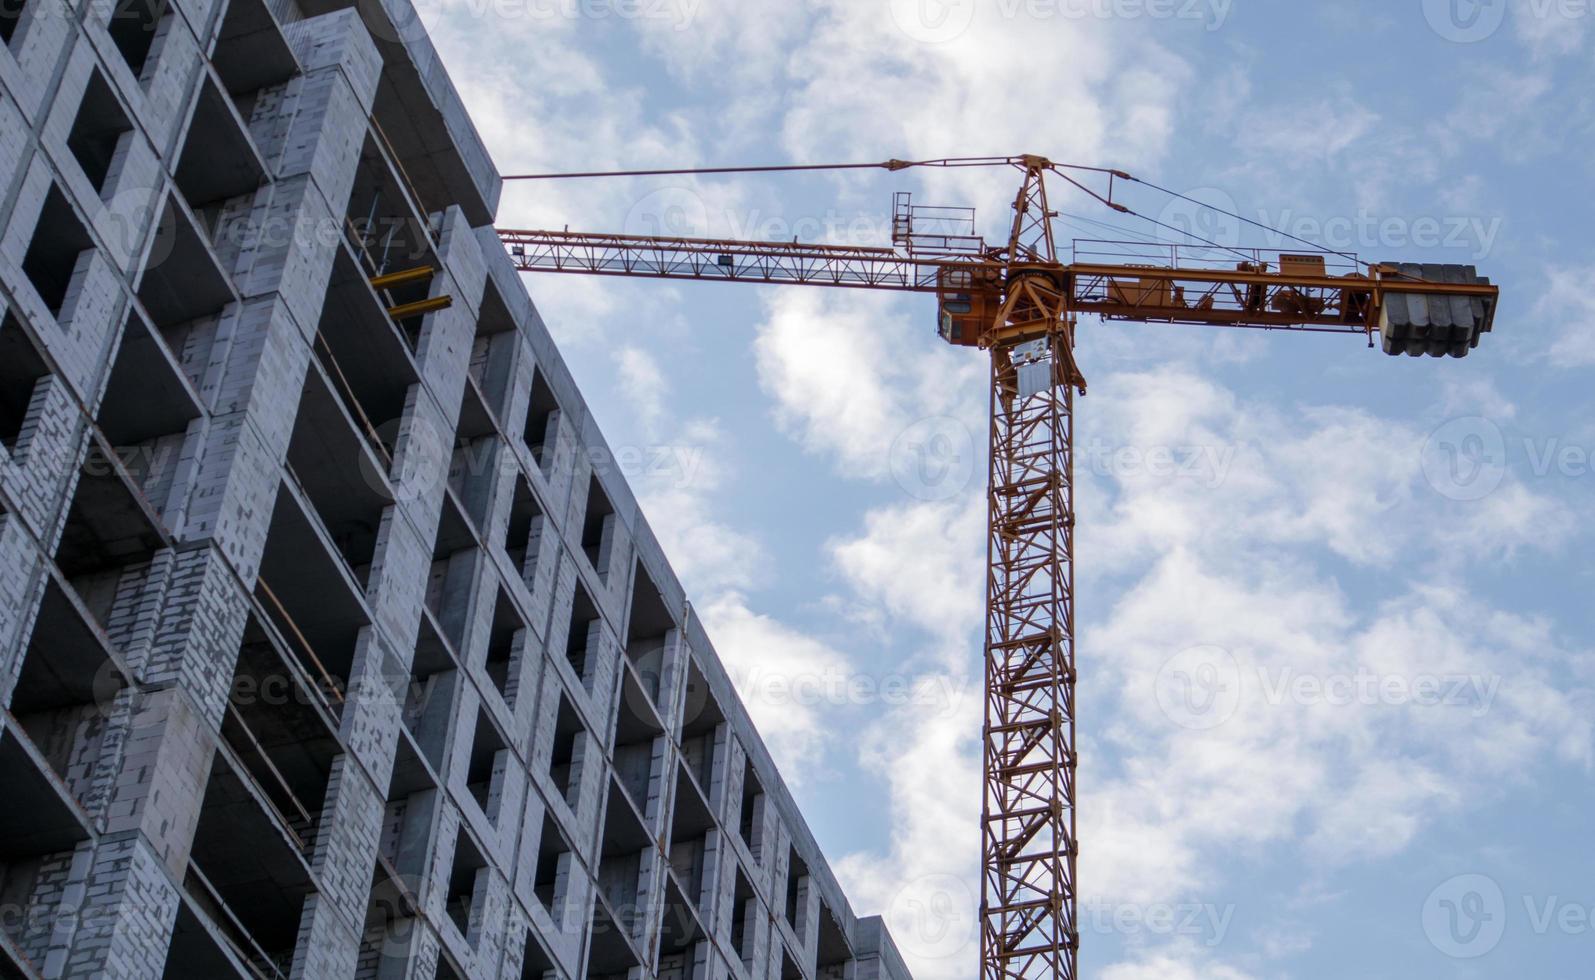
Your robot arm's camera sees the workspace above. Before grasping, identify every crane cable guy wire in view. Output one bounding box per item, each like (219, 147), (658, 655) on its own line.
(501, 155), (1386, 277)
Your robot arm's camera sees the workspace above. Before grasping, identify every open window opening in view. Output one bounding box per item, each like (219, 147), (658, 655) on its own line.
(68, 69), (133, 197)
(425, 493), (477, 650)
(403, 615), (458, 772)
(521, 366), (559, 473)
(532, 811), (572, 923)
(1, 0), (29, 48)
(161, 897), (259, 979)
(344, 138), (443, 351)
(547, 692), (585, 810)
(565, 580), (599, 691)
(53, 434), (168, 634)
(730, 866), (757, 971)
(22, 184), (93, 319)
(519, 920), (556, 980)
(358, 859), (423, 980)
(654, 870), (705, 974)
(210, 0), (296, 111)
(502, 472), (547, 586)
(597, 776), (650, 934)
(107, 0), (171, 83)
(136, 193), (234, 332)
(667, 762), (715, 916)
(780, 945), (804, 980)
(284, 369), (392, 588)
(316, 249), (421, 470)
(462, 703), (508, 824)
(95, 313), (202, 523)
(380, 742), (441, 888)
(255, 484), (373, 718)
(784, 848), (808, 935)
(222, 615), (341, 852)
(186, 746), (317, 977)
(443, 825), (488, 942)
(678, 658), (725, 794)
(624, 560), (676, 706)
(469, 282), (517, 418)
(580, 474), (615, 581)
(816, 902), (852, 979)
(739, 757), (764, 862)
(174, 77), (265, 240)
(0, 731), (91, 975)
(481, 584), (526, 706)
(585, 892), (642, 979)
(9, 574), (132, 808)
(0, 314), (51, 456)
(612, 669), (665, 818)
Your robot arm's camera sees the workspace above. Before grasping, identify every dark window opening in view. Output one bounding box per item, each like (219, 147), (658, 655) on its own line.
(532, 811), (571, 917)
(108, 0), (168, 81)
(463, 704), (508, 823)
(624, 560), (676, 705)
(547, 692), (584, 809)
(739, 757), (763, 861)
(22, 185), (93, 318)
(503, 473), (545, 580)
(731, 868), (757, 969)
(0, 314), (50, 454)
(565, 581), (599, 690)
(580, 474), (615, 581)
(444, 825), (487, 941)
(785, 848), (808, 932)
(0, 0), (27, 47)
(482, 586), (525, 706)
(68, 70), (133, 196)
(522, 366), (558, 471)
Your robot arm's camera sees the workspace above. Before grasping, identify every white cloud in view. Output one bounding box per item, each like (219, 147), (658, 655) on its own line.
(1534, 265), (1595, 366)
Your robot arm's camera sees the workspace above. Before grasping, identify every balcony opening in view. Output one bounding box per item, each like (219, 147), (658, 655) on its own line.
(481, 585), (526, 706)
(586, 893), (641, 979)
(0, 730), (92, 972)
(667, 763), (714, 916)
(596, 776), (648, 942)
(187, 747), (317, 977)
(136, 194), (233, 331)
(624, 560), (675, 705)
(174, 77), (265, 235)
(22, 185), (92, 318)
(255, 485), (373, 715)
(565, 581), (599, 691)
(739, 757), (763, 862)
(284, 369), (393, 588)
(816, 903), (852, 978)
(784, 848), (808, 933)
(380, 744), (440, 886)
(532, 811), (572, 922)
(521, 366), (559, 473)
(95, 313), (202, 524)
(612, 669), (664, 816)
(161, 899), (255, 980)
(547, 692), (584, 810)
(317, 249), (420, 467)
(68, 69), (133, 197)
(53, 435), (168, 631)
(443, 825), (487, 942)
(210, 0), (296, 106)
(0, 0), (27, 47)
(0, 314), (50, 456)
(730, 867), (757, 971)
(359, 860), (422, 980)
(345, 139), (442, 351)
(462, 703), (508, 823)
(520, 921), (556, 980)
(580, 474), (615, 581)
(678, 660), (724, 794)
(403, 615), (458, 772)
(655, 870), (705, 970)
(222, 616), (341, 852)
(108, 0), (169, 82)
(9, 574), (131, 808)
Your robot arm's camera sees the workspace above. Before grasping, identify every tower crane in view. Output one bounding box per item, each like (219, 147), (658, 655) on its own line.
(497, 154), (1500, 980)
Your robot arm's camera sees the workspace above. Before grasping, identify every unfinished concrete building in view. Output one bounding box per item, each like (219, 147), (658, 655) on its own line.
(0, 0), (915, 976)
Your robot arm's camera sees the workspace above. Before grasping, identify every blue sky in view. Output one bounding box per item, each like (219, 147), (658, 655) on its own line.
(415, 1), (1593, 976)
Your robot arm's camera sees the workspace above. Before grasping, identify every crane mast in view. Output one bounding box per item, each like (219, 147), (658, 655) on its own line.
(499, 156), (1499, 980)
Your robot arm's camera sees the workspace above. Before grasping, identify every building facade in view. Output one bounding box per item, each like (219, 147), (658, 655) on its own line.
(0, 0), (914, 976)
